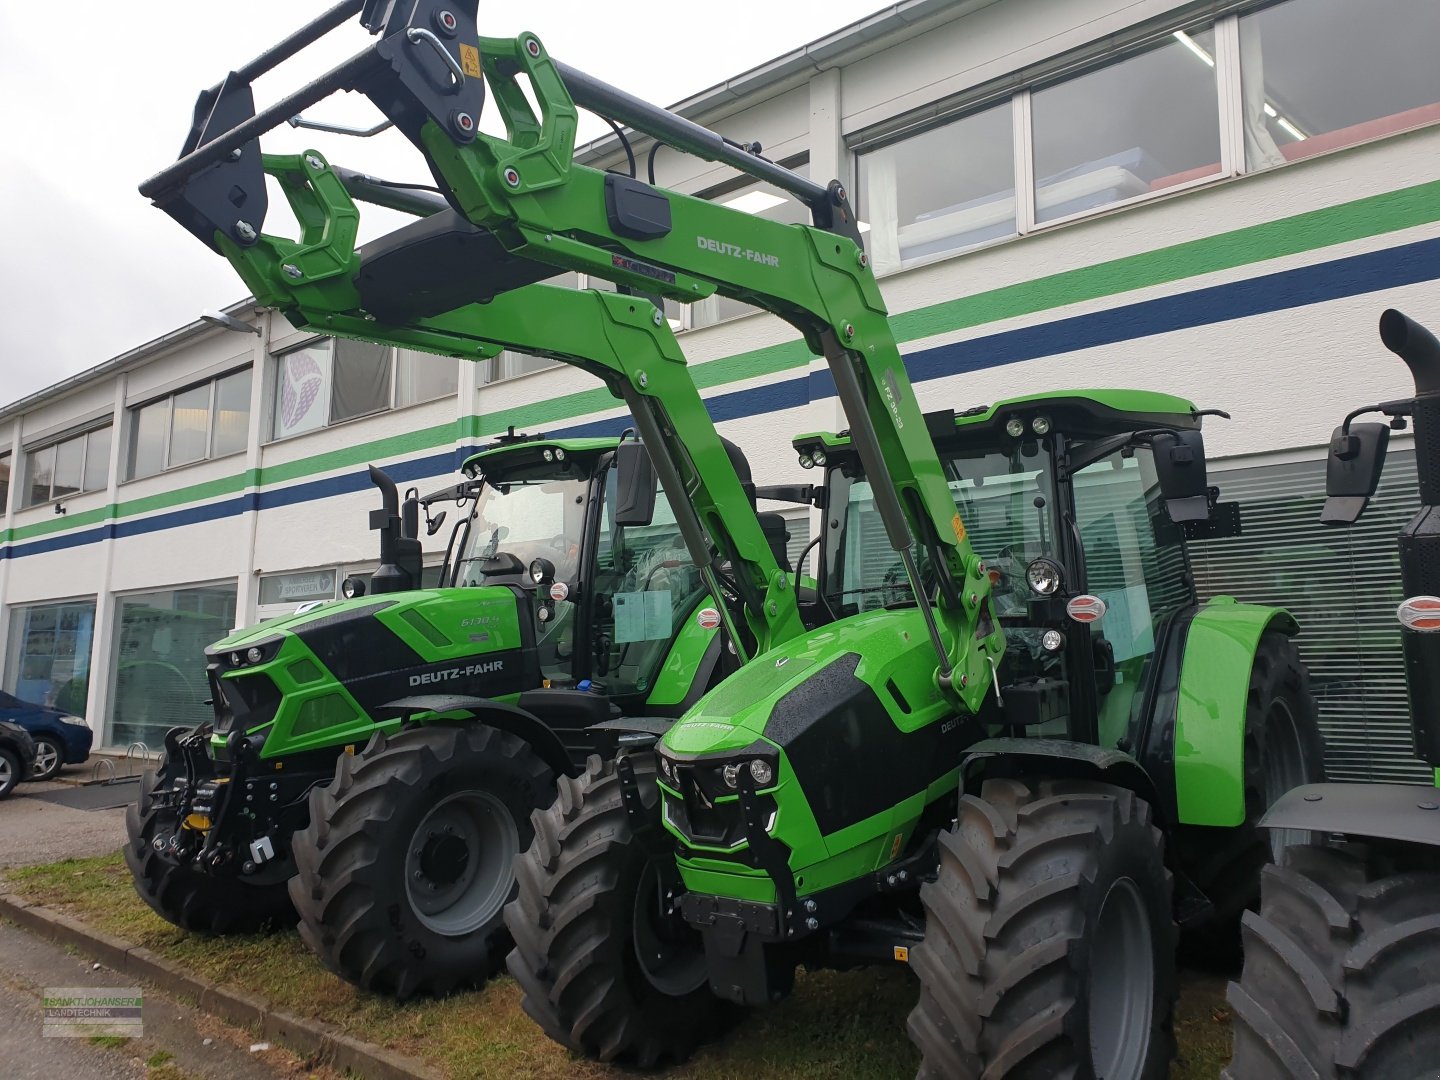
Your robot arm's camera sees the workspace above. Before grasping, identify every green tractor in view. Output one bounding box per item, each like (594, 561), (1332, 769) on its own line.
(141, 4), (1321, 1073)
(508, 389), (1325, 1073)
(126, 426), (800, 996)
(1226, 309), (1440, 1080)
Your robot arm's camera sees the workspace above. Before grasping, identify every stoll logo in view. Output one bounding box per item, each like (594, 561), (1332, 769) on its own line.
(409, 659), (505, 687)
(696, 236), (780, 267)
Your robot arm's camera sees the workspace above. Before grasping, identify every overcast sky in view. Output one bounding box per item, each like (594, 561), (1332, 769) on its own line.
(0, 0), (889, 404)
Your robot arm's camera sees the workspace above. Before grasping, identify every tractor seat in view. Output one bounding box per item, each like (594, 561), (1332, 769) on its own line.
(355, 209), (555, 325)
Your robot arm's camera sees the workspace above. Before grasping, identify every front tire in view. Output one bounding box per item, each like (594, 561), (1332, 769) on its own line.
(30, 735), (63, 782)
(124, 755), (294, 933)
(288, 723), (553, 999)
(908, 778), (1177, 1080)
(505, 752), (732, 1068)
(1225, 843), (1440, 1080)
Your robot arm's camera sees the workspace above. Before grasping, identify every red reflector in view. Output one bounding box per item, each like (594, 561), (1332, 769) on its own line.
(1066, 594), (1107, 624)
(1397, 596), (1440, 632)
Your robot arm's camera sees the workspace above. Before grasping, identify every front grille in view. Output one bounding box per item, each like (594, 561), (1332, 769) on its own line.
(212, 668), (282, 735)
(665, 764), (747, 848)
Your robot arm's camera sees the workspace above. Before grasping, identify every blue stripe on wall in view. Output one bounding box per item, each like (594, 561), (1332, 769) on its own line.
(7, 236), (1438, 561)
(808, 235), (1440, 398)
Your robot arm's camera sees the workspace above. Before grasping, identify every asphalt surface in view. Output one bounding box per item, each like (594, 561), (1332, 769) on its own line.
(0, 920), (308, 1080)
(0, 770), (134, 869)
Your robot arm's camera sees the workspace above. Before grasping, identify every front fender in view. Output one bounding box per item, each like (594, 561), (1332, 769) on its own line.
(1174, 597), (1297, 826)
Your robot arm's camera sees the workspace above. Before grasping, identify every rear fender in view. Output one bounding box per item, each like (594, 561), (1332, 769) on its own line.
(374, 694), (577, 778)
(1173, 598), (1297, 827)
(1260, 782), (1440, 847)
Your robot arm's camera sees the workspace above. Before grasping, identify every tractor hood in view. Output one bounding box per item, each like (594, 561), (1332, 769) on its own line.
(662, 607), (955, 757)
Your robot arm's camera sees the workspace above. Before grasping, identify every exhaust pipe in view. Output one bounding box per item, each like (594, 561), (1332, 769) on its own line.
(367, 465), (414, 595)
(1379, 310), (1440, 766)
(1379, 309), (1440, 396)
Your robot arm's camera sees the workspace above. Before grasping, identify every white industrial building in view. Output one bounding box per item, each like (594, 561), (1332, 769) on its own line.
(1, 0), (1436, 780)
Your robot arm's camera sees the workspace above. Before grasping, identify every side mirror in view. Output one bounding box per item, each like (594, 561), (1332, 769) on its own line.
(426, 510), (447, 537)
(1321, 422), (1390, 525)
(1151, 430), (1210, 523)
(614, 439), (657, 527)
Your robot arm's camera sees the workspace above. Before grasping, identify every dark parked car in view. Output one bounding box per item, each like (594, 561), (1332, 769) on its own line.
(0, 720), (36, 798)
(0, 691), (93, 781)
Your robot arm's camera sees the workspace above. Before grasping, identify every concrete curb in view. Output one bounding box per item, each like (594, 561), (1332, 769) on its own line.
(0, 891), (442, 1080)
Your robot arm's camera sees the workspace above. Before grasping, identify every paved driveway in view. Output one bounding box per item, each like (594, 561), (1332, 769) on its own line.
(0, 778), (133, 868)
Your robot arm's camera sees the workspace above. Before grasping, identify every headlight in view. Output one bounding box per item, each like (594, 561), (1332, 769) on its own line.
(798, 454), (814, 469)
(1005, 417), (1025, 438)
(1032, 415), (1051, 435)
(341, 575), (367, 599)
(658, 756), (674, 780)
(810, 449), (827, 467)
(1041, 629), (1065, 653)
(462, 462), (479, 479)
(749, 759), (774, 786)
(529, 557), (555, 585)
(245, 646), (265, 664)
(542, 448), (554, 462)
(553, 447), (565, 461)
(1026, 558), (1063, 596)
(229, 651), (244, 667)
(58, 714), (88, 727)
(722, 762), (742, 789)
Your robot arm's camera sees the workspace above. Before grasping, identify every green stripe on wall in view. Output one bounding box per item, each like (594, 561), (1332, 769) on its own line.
(8, 177), (1440, 546)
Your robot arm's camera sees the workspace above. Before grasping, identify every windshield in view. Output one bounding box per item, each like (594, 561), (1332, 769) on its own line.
(455, 474), (589, 585)
(827, 442), (1057, 616)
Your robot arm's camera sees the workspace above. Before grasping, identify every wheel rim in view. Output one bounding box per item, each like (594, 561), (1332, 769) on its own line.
(404, 790), (518, 936)
(33, 741), (59, 778)
(631, 859), (707, 997)
(0, 755), (11, 788)
(1088, 876), (1155, 1080)
(1262, 699), (1310, 859)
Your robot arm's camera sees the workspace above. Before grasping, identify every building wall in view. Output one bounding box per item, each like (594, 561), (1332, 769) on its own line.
(2, 0), (1437, 761)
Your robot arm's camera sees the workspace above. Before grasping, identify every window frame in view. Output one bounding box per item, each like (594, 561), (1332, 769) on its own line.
(848, 1), (1440, 278)
(22, 423), (114, 507)
(126, 365), (254, 482)
(269, 338), (460, 441)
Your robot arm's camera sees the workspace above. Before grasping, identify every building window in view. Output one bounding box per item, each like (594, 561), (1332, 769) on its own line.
(1239, 0), (1440, 171)
(128, 367), (253, 481)
(1031, 25), (1221, 225)
(482, 349), (559, 385)
(108, 585), (237, 750)
(272, 339), (458, 439)
(859, 100), (1015, 274)
(0, 452), (11, 514)
(5, 600), (95, 719)
(24, 425), (112, 506)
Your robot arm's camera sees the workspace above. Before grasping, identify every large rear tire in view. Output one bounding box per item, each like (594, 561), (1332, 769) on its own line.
(907, 778), (1177, 1080)
(505, 752), (732, 1068)
(288, 723), (553, 999)
(124, 755), (294, 933)
(1177, 631), (1325, 964)
(1225, 843), (1440, 1080)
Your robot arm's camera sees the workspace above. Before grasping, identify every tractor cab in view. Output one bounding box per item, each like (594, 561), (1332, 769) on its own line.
(800, 389), (1240, 754)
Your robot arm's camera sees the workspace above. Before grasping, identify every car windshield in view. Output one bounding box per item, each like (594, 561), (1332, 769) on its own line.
(454, 473), (589, 585)
(829, 442), (1057, 614)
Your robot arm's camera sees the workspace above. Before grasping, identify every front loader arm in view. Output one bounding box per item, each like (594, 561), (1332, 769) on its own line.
(140, 0), (1004, 709)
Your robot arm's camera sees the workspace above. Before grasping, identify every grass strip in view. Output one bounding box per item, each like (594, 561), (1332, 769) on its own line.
(5, 851), (1231, 1079)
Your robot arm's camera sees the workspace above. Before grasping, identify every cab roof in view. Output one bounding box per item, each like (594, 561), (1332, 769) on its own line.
(793, 388), (1202, 457)
(459, 435), (620, 478)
